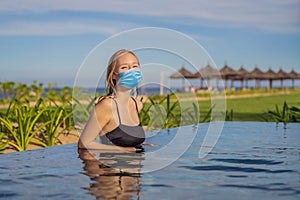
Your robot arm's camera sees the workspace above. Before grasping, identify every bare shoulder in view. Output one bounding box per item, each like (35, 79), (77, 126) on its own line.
(94, 96), (114, 113)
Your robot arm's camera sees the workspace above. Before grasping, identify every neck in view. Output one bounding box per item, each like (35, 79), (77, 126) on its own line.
(115, 85), (132, 102)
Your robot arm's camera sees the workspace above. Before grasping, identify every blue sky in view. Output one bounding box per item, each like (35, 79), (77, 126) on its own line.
(0, 0), (299, 87)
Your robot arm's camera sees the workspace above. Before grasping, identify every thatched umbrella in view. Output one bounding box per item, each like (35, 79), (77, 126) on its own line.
(195, 64), (220, 89)
(229, 66), (249, 90)
(288, 69), (298, 89)
(276, 69), (289, 89)
(169, 66), (197, 79)
(220, 65), (239, 89)
(237, 67), (249, 79)
(288, 69), (299, 89)
(262, 68), (277, 89)
(248, 67), (264, 88)
(288, 69), (299, 79)
(169, 66), (197, 91)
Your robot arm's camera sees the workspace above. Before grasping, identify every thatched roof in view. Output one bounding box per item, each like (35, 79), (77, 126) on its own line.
(231, 66), (249, 80)
(276, 69), (289, 80)
(195, 64), (220, 79)
(238, 66), (249, 75)
(288, 69), (300, 79)
(248, 67), (264, 79)
(169, 67), (197, 79)
(262, 68), (277, 80)
(220, 65), (240, 79)
(169, 65), (300, 83)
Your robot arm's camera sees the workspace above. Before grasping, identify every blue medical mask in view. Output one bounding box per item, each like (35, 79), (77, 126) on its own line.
(117, 68), (142, 88)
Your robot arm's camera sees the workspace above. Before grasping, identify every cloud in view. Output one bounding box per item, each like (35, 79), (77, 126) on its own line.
(0, 0), (299, 34)
(0, 20), (139, 36)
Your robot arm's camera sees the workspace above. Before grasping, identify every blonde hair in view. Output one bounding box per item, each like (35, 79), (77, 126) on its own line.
(105, 49), (139, 95)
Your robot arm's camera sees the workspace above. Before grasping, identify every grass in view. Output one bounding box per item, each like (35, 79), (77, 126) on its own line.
(138, 92), (300, 123)
(197, 93), (300, 121)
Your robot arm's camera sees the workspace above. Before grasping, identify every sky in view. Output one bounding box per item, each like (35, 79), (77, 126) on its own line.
(0, 0), (299, 87)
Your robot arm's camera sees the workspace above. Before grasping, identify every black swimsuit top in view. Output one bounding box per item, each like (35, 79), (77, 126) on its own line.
(100, 97), (145, 147)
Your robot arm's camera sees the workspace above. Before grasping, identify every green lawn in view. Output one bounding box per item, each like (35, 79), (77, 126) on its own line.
(198, 93), (300, 121)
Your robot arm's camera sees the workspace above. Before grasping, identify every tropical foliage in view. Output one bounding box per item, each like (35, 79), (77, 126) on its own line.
(140, 94), (215, 130)
(0, 80), (299, 153)
(0, 81), (76, 152)
(267, 101), (300, 128)
(0, 97), (74, 152)
(0, 131), (8, 153)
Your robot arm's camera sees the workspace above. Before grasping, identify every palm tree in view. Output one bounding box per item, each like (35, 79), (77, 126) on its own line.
(14, 83), (30, 101)
(30, 80), (45, 101)
(0, 81), (15, 102)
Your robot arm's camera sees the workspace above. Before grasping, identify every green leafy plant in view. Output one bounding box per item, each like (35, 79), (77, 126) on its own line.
(0, 131), (8, 153)
(289, 106), (300, 123)
(38, 100), (74, 147)
(200, 104), (215, 123)
(140, 94), (181, 130)
(163, 94), (181, 128)
(267, 101), (299, 129)
(181, 102), (199, 125)
(72, 96), (95, 130)
(140, 94), (215, 130)
(0, 98), (47, 151)
(225, 109), (234, 121)
(268, 101), (289, 128)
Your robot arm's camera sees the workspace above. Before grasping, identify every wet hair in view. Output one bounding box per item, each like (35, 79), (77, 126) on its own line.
(105, 49), (139, 95)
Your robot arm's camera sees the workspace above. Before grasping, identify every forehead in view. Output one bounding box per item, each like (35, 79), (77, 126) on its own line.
(116, 53), (138, 64)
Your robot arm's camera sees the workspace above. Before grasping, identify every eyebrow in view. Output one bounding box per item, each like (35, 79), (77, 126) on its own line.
(119, 62), (139, 66)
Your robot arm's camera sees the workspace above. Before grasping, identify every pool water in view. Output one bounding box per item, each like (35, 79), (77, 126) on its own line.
(0, 122), (299, 200)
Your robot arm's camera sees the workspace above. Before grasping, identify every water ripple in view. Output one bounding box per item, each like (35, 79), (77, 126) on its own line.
(0, 192), (19, 199)
(219, 184), (300, 195)
(226, 175), (248, 178)
(209, 158), (284, 165)
(18, 174), (62, 181)
(143, 184), (173, 188)
(180, 165), (295, 173)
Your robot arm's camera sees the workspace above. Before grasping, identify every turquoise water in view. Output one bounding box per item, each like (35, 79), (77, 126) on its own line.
(0, 122), (299, 199)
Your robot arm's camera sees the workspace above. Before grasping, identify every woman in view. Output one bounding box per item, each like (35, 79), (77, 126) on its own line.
(78, 49), (145, 152)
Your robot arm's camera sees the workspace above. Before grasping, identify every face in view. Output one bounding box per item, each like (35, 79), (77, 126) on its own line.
(115, 53), (140, 74)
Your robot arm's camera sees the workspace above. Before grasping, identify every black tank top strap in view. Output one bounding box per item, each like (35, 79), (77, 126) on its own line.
(131, 97), (140, 116)
(112, 98), (122, 124)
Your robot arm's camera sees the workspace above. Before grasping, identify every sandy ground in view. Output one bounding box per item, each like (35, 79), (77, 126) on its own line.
(2, 130), (79, 154)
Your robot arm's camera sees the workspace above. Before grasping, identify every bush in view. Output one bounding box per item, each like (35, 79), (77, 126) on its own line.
(268, 101), (300, 128)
